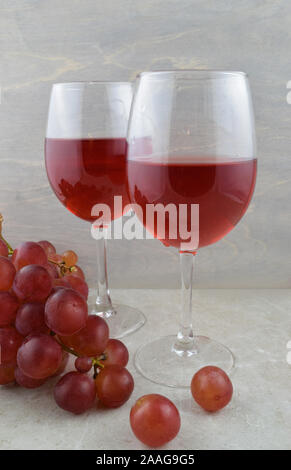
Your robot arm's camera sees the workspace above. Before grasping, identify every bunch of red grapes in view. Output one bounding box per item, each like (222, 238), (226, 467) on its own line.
(0, 223), (234, 448)
(0, 237), (133, 414)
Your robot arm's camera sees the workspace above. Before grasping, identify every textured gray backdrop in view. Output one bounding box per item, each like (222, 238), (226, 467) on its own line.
(0, 0), (290, 288)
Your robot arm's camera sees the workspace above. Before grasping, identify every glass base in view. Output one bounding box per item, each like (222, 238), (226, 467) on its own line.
(90, 303), (146, 339)
(135, 335), (234, 388)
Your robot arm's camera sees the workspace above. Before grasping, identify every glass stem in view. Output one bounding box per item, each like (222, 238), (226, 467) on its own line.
(95, 231), (114, 316)
(174, 251), (198, 356)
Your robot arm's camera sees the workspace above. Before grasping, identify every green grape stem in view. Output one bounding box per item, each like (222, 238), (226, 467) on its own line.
(92, 358), (105, 369)
(92, 358), (105, 379)
(48, 258), (77, 276)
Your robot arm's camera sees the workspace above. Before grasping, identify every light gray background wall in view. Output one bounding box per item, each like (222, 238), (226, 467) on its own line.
(0, 0), (290, 289)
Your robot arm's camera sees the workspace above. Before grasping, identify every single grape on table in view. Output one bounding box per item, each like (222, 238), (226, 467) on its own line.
(191, 365), (233, 412)
(130, 394), (181, 447)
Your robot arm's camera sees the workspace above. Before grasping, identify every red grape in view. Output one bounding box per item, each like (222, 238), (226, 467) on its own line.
(130, 394), (181, 447)
(66, 265), (85, 280)
(0, 363), (15, 385)
(38, 240), (56, 257)
(95, 365), (134, 408)
(13, 265), (52, 302)
(45, 262), (59, 280)
(54, 371), (96, 414)
(15, 303), (48, 337)
(66, 275), (88, 300)
(0, 327), (23, 365)
(17, 334), (62, 379)
(52, 351), (69, 377)
(191, 366), (233, 412)
(53, 277), (70, 288)
(62, 250), (78, 267)
(12, 241), (47, 270)
(60, 315), (108, 356)
(0, 256), (16, 291)
(50, 286), (68, 295)
(45, 288), (88, 336)
(75, 356), (92, 373)
(15, 367), (46, 388)
(100, 339), (129, 368)
(0, 292), (19, 326)
(0, 240), (8, 257)
(49, 253), (63, 264)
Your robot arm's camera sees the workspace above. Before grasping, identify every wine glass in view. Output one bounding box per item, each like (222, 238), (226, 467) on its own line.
(127, 70), (257, 387)
(45, 81), (146, 339)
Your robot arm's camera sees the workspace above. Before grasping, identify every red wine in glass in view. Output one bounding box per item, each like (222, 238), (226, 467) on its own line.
(127, 67), (257, 387)
(45, 81), (146, 339)
(45, 137), (129, 222)
(127, 157), (257, 249)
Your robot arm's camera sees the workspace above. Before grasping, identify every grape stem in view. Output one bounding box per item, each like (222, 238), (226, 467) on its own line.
(92, 358), (105, 369)
(52, 333), (106, 376)
(92, 358), (105, 379)
(53, 334), (80, 357)
(48, 258), (77, 276)
(93, 363), (98, 379)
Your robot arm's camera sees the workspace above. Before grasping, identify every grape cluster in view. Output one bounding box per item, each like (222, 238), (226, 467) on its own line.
(0, 219), (234, 447)
(0, 238), (133, 415)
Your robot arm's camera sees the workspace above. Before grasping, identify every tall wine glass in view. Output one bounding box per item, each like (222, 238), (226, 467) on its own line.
(127, 71), (257, 387)
(45, 81), (146, 339)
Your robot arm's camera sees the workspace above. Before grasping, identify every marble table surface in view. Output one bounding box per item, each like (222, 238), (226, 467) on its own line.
(0, 288), (290, 450)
